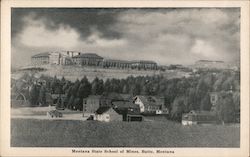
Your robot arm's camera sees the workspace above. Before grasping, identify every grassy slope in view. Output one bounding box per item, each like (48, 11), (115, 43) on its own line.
(11, 119), (239, 147)
(14, 65), (189, 82)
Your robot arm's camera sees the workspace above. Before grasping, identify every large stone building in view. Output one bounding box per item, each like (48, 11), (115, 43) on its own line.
(131, 60), (157, 70)
(72, 53), (103, 66)
(31, 51), (159, 70)
(31, 52), (73, 65)
(102, 59), (131, 69)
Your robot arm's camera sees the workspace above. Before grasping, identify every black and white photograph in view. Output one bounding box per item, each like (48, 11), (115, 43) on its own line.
(1, 0), (249, 157)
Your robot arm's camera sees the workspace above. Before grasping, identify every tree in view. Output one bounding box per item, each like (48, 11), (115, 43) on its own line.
(104, 79), (112, 93)
(216, 92), (235, 123)
(170, 96), (187, 121)
(200, 93), (211, 111)
(29, 84), (40, 106)
(77, 77), (91, 100)
(91, 77), (104, 95)
(38, 85), (47, 106)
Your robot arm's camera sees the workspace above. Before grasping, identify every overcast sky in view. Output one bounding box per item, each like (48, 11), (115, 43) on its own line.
(11, 8), (240, 67)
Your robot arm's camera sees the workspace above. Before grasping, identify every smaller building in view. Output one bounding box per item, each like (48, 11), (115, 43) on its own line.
(94, 107), (123, 122)
(182, 110), (217, 126)
(133, 95), (168, 115)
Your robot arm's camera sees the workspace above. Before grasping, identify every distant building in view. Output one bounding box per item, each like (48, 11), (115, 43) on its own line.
(102, 59), (131, 69)
(72, 53), (103, 66)
(31, 52), (50, 65)
(61, 51), (81, 57)
(31, 51), (159, 70)
(194, 60), (227, 69)
(31, 52), (74, 65)
(131, 60), (157, 70)
(182, 110), (217, 125)
(133, 95), (168, 115)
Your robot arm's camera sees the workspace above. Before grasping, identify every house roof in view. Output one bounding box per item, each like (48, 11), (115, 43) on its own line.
(95, 106), (116, 114)
(31, 52), (51, 58)
(134, 95), (164, 107)
(95, 106), (110, 114)
(72, 53), (103, 59)
(112, 100), (139, 109)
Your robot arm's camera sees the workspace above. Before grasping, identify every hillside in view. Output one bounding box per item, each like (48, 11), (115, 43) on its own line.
(13, 65), (191, 81)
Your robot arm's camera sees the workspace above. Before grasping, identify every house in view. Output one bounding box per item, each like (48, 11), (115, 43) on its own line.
(182, 110), (217, 126)
(133, 95), (168, 115)
(83, 95), (111, 117)
(94, 107), (123, 122)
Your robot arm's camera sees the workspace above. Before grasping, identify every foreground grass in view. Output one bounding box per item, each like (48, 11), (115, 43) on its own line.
(11, 119), (240, 147)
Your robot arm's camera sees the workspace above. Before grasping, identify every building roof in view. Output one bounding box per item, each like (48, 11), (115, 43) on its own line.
(103, 59), (131, 63)
(95, 106), (120, 114)
(95, 106), (110, 114)
(112, 100), (139, 109)
(196, 60), (224, 63)
(72, 53), (103, 59)
(131, 60), (157, 64)
(134, 95), (164, 107)
(31, 52), (51, 58)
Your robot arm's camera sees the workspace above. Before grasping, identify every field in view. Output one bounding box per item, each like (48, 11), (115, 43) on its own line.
(11, 118), (240, 147)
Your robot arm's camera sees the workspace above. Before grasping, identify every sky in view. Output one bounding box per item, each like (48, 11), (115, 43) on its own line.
(11, 8), (240, 67)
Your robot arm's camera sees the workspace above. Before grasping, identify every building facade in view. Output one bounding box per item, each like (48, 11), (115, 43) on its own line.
(31, 51), (159, 70)
(31, 52), (74, 65)
(102, 59), (131, 69)
(72, 53), (103, 66)
(131, 60), (157, 70)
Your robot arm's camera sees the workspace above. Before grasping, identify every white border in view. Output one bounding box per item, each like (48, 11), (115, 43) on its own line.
(1, 0), (249, 157)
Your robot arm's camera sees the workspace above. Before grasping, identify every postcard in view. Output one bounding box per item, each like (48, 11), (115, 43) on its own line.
(1, 0), (249, 156)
